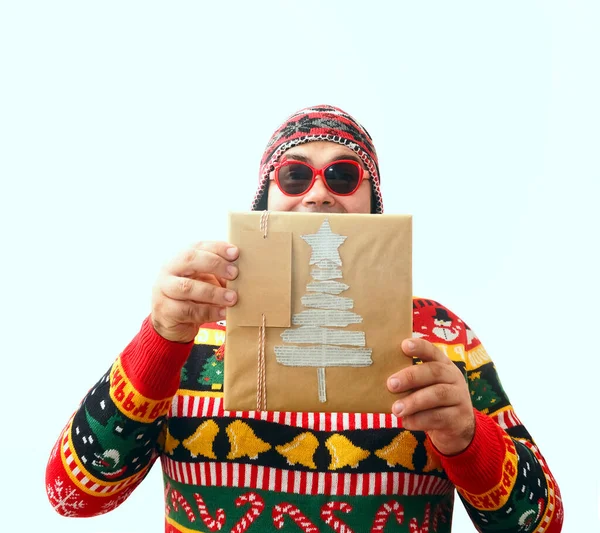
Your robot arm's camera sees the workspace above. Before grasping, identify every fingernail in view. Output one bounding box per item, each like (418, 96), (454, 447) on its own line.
(224, 290), (236, 302)
(389, 378), (400, 391)
(219, 308), (227, 318)
(227, 265), (238, 278)
(226, 247), (238, 259)
(393, 402), (405, 417)
(406, 340), (416, 352)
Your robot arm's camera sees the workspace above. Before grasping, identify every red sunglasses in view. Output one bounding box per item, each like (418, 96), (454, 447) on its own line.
(273, 159), (367, 196)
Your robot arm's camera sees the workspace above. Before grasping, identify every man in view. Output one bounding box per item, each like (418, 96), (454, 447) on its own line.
(46, 105), (563, 532)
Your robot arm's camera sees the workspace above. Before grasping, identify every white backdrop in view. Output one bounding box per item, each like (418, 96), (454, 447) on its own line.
(1, 1), (598, 531)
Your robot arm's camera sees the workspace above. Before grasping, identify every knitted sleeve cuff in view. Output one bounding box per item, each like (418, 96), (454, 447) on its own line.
(436, 408), (508, 494)
(119, 315), (194, 399)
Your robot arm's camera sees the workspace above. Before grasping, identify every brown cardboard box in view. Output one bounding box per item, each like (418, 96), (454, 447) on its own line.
(224, 212), (412, 413)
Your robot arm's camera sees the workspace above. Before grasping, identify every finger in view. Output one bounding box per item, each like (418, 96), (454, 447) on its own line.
(215, 276), (229, 288)
(401, 338), (448, 363)
(195, 304), (229, 324)
(158, 296), (227, 325)
(391, 383), (460, 418)
(397, 406), (460, 432)
(209, 305), (228, 323)
(167, 247), (239, 281)
(191, 273), (226, 287)
(162, 276), (238, 306)
(192, 241), (239, 261)
(387, 361), (456, 393)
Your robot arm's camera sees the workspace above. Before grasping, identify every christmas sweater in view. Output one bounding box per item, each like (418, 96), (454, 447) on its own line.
(46, 299), (563, 532)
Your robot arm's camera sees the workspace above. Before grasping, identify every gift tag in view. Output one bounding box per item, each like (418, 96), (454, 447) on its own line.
(227, 230), (292, 328)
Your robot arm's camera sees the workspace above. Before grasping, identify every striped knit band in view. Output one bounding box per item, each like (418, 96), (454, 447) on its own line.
(252, 105), (383, 214)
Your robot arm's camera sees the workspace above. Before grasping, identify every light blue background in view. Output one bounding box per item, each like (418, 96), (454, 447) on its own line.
(1, 1), (598, 531)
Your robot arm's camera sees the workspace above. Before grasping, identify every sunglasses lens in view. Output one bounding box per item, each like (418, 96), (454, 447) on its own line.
(277, 163), (313, 195)
(325, 162), (361, 194)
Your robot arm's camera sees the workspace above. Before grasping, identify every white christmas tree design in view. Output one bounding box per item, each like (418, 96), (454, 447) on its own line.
(274, 219), (372, 402)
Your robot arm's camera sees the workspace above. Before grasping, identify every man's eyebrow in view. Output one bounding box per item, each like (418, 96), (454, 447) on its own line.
(330, 153), (363, 165)
(283, 153), (311, 163)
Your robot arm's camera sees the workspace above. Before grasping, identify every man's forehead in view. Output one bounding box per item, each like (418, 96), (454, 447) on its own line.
(282, 141), (357, 158)
(282, 141), (360, 163)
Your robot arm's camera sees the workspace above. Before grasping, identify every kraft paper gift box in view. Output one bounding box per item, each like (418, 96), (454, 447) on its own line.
(224, 211), (412, 413)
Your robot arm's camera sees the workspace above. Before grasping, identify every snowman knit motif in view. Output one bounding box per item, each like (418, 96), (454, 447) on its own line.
(46, 299), (563, 532)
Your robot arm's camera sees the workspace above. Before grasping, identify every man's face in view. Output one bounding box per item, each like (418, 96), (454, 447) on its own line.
(267, 141), (372, 213)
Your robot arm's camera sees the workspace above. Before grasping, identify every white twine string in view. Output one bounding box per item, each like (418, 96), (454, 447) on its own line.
(260, 211), (270, 238)
(256, 213), (269, 410)
(256, 313), (267, 411)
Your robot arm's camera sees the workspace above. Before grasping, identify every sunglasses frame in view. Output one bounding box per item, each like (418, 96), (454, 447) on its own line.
(273, 159), (367, 197)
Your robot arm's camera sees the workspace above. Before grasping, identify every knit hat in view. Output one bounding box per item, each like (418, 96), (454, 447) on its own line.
(252, 105), (383, 214)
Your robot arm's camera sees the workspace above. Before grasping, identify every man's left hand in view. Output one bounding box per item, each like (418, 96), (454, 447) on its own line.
(387, 338), (475, 456)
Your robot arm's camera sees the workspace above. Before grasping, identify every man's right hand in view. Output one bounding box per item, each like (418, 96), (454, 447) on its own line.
(151, 242), (239, 343)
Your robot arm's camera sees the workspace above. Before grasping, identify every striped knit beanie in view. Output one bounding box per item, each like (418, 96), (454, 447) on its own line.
(252, 105), (383, 214)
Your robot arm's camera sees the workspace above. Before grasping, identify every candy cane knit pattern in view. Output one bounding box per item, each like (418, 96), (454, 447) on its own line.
(232, 492), (265, 533)
(193, 493), (226, 531)
(45, 299), (563, 532)
(370, 501), (404, 532)
(321, 501), (354, 533)
(272, 503), (319, 532)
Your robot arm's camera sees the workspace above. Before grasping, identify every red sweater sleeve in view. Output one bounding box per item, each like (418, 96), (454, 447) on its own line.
(438, 409), (508, 493)
(413, 299), (563, 532)
(46, 316), (193, 517)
